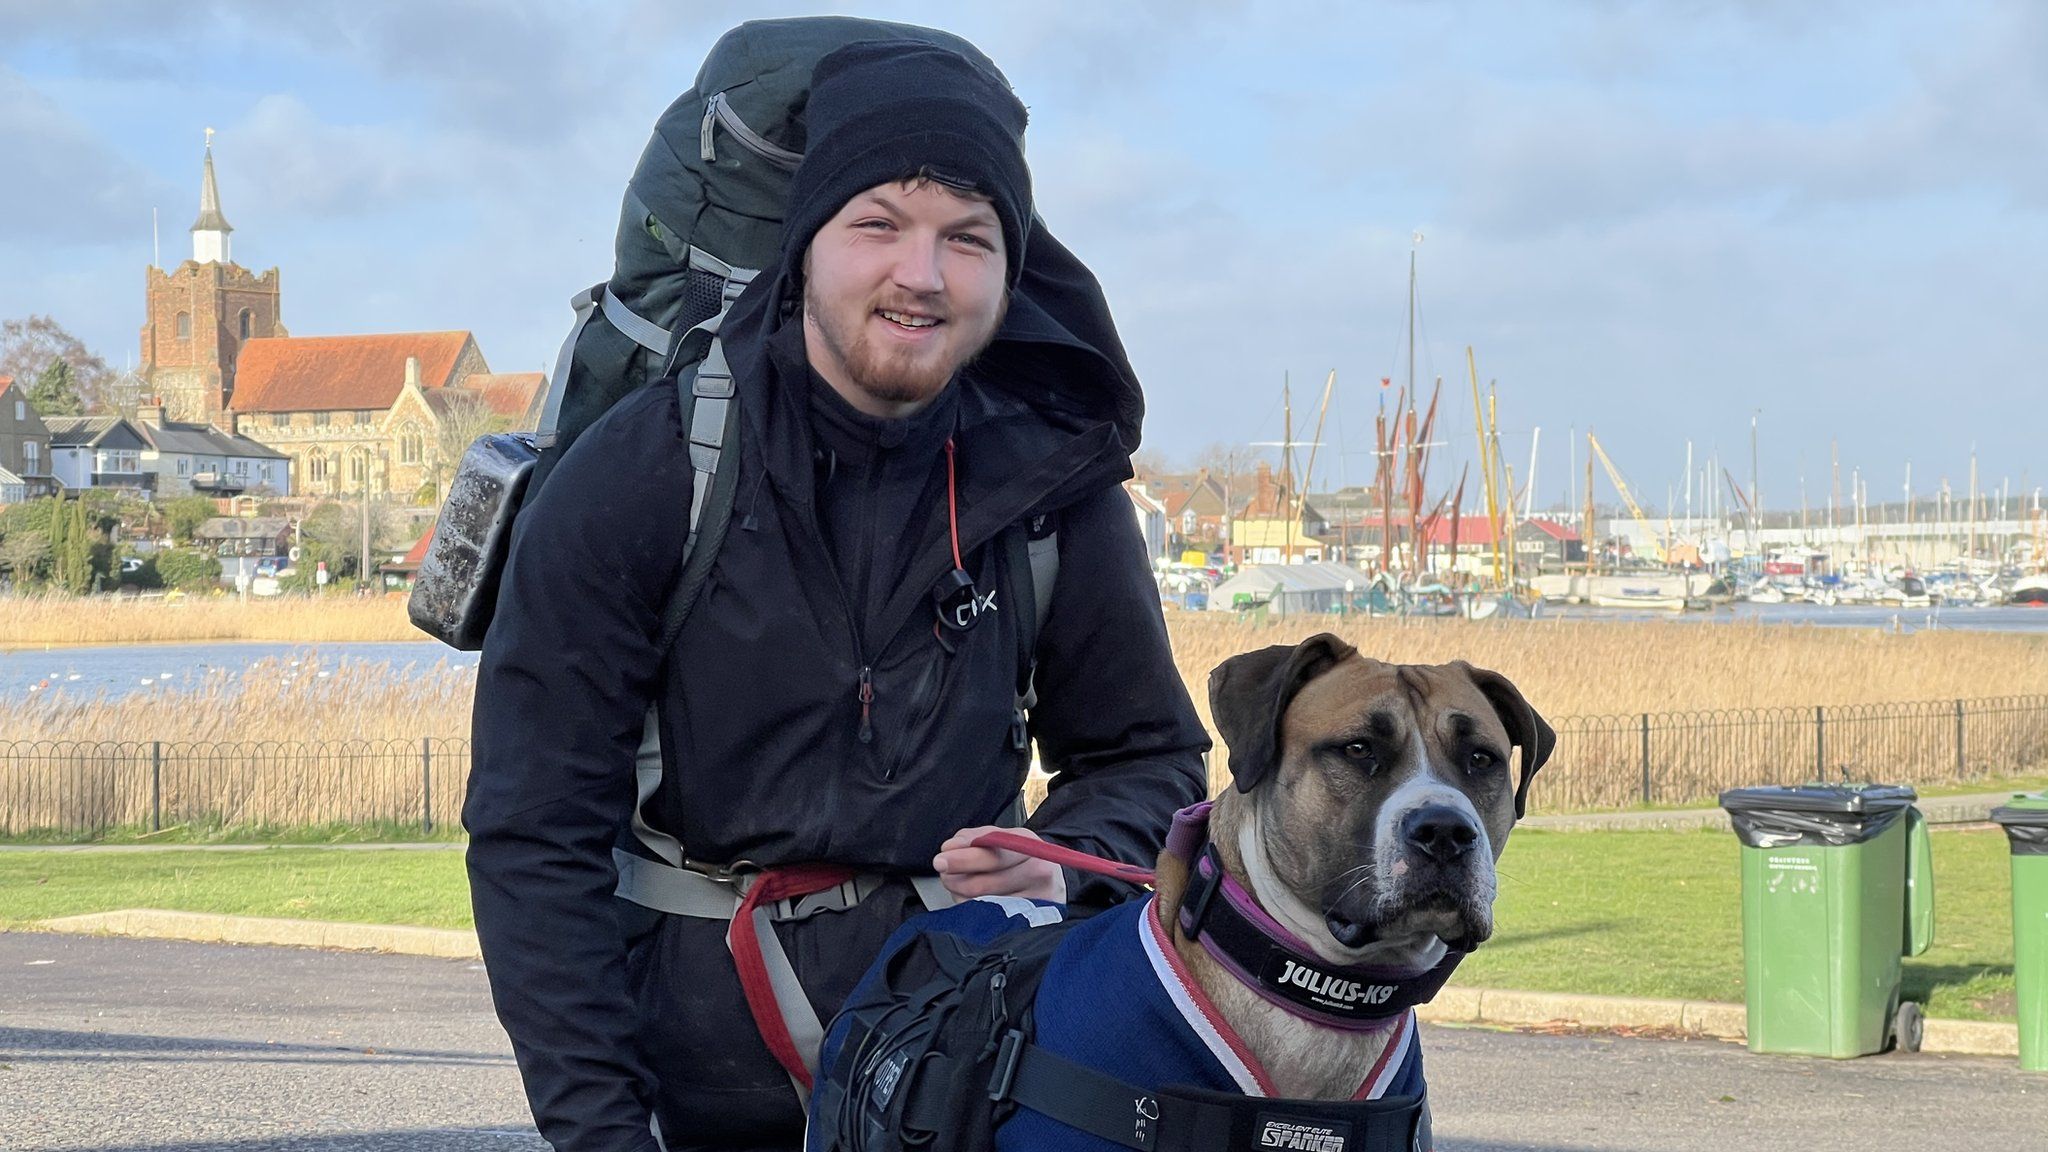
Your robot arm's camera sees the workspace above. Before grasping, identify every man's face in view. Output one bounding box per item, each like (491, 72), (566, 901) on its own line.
(802, 179), (1008, 418)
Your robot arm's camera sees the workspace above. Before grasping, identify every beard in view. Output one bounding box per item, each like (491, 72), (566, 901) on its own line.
(802, 279), (1008, 406)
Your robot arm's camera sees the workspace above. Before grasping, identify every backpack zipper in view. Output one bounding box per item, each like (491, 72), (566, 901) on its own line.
(699, 91), (804, 171)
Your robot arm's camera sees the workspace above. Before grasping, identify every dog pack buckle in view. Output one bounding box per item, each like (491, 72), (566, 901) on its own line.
(987, 1028), (1027, 1102)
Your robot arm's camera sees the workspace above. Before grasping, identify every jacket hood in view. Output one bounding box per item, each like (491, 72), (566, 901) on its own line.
(731, 212), (1146, 456)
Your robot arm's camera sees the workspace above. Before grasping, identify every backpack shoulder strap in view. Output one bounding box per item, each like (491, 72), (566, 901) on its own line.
(1002, 516), (1060, 749)
(656, 328), (741, 653)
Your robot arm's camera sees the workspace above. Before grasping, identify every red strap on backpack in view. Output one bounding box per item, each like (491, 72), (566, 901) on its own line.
(725, 863), (856, 1093)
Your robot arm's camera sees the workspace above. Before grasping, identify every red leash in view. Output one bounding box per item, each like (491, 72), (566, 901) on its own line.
(969, 829), (1157, 886)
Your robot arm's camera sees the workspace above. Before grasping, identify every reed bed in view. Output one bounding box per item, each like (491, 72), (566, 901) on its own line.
(0, 594), (417, 646)
(4, 612), (2046, 833)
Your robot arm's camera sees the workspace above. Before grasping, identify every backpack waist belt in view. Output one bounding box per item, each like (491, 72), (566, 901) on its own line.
(613, 848), (955, 1110)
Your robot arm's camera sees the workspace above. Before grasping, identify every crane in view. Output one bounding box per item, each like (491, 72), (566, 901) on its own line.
(1586, 431), (1664, 563)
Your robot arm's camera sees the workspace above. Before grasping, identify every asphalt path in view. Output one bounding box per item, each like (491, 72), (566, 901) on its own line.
(2, 932), (2043, 1152)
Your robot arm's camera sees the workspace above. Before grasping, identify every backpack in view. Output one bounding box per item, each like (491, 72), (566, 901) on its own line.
(810, 912), (1433, 1152)
(409, 15), (1013, 654)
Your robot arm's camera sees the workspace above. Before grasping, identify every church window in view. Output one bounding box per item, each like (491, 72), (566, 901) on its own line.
(239, 310), (253, 339)
(176, 312), (191, 339)
(270, 412), (290, 428)
(313, 411), (330, 427)
(308, 453), (328, 483)
(355, 409), (378, 426)
(398, 425), (422, 465)
(347, 452), (367, 486)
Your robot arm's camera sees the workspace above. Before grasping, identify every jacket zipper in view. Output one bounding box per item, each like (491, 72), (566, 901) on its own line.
(698, 91), (804, 171)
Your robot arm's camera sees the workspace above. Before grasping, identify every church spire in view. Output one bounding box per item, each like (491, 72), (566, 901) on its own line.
(190, 128), (233, 265)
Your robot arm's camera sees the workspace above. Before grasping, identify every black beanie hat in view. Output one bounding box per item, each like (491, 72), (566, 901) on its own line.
(781, 40), (1032, 288)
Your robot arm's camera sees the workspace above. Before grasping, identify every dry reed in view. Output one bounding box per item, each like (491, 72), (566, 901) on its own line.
(5, 611), (2046, 831)
(0, 594), (417, 646)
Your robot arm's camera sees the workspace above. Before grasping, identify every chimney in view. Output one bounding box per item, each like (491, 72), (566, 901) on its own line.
(404, 356), (420, 388)
(137, 401), (166, 428)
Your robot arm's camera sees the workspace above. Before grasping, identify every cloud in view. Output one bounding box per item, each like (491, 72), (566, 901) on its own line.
(0, 67), (163, 246)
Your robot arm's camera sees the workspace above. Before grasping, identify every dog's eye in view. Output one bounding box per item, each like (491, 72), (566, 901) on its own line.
(1467, 750), (1497, 771)
(1342, 741), (1377, 768)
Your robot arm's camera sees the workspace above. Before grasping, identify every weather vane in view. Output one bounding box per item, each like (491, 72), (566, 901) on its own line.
(205, 126), (215, 149)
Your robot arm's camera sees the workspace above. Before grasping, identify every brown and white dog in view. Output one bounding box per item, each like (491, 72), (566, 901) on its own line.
(1155, 632), (1554, 1098)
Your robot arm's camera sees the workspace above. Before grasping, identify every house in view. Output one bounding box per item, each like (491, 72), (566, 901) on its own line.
(1423, 515), (1587, 575)
(386, 369), (544, 499)
(45, 416), (154, 494)
(1156, 471), (1232, 552)
(0, 376), (56, 503)
(228, 331), (493, 498)
(379, 526), (435, 590)
(1518, 518), (1585, 571)
(133, 403), (289, 497)
(1225, 461), (1331, 564)
(1124, 482), (1169, 563)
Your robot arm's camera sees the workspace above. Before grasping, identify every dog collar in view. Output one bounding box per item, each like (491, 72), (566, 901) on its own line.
(1168, 806), (1465, 1031)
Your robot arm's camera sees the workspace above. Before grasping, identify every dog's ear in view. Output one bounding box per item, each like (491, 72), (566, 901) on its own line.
(1208, 633), (1356, 793)
(1452, 662), (1555, 819)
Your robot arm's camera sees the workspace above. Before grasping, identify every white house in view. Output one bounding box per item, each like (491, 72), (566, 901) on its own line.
(1125, 481), (1170, 563)
(44, 416), (154, 495)
(133, 404), (289, 497)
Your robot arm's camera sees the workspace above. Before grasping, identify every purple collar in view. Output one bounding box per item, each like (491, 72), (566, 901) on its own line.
(1163, 802), (1464, 1031)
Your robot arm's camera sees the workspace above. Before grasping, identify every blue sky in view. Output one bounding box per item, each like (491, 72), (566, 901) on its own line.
(3, 1), (2043, 515)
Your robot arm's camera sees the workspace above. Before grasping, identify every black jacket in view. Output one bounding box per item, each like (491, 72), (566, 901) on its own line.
(466, 231), (1209, 1152)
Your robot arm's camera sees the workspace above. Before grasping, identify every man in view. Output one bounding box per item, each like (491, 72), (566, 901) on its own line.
(467, 40), (1208, 1152)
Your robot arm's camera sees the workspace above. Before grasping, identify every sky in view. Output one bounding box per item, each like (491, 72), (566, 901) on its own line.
(3, 0), (2044, 517)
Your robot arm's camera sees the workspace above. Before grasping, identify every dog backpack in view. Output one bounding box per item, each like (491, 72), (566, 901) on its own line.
(811, 909), (1433, 1152)
(408, 15), (1011, 652)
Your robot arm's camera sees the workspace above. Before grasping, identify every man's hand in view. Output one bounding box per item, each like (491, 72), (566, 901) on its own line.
(933, 826), (1068, 903)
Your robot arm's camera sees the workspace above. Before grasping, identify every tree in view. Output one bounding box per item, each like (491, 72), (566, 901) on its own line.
(29, 359), (85, 417)
(429, 390), (508, 504)
(1129, 448), (1173, 481)
(0, 530), (51, 587)
(0, 315), (113, 412)
(162, 496), (217, 545)
(155, 550), (222, 591)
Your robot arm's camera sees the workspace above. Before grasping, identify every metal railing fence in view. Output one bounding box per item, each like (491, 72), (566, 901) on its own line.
(3, 696), (2045, 836)
(0, 737), (464, 837)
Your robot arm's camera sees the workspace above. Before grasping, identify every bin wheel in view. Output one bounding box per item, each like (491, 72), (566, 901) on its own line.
(1893, 1001), (1925, 1054)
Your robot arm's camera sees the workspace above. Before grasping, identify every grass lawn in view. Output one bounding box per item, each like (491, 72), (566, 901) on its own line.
(0, 847), (472, 930)
(0, 829), (2022, 1023)
(1465, 827), (2019, 1021)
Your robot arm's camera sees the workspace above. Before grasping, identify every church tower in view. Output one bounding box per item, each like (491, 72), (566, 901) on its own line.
(141, 131), (286, 430)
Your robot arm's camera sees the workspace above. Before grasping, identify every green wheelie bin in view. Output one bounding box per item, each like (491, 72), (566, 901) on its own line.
(1989, 793), (2048, 1071)
(1718, 784), (1933, 1057)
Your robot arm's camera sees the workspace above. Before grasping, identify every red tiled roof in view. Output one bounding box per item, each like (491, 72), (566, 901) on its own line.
(1524, 517), (1581, 542)
(456, 372), (544, 421)
(231, 332), (475, 413)
(1425, 517), (1503, 546)
(402, 527), (433, 566)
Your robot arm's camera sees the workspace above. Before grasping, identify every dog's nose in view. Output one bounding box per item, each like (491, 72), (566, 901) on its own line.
(1402, 805), (1480, 864)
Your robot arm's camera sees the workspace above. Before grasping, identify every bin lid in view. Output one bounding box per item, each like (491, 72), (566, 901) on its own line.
(1718, 783), (1918, 815)
(1990, 792), (2048, 827)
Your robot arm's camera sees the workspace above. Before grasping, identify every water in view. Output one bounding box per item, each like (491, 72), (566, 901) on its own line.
(5, 605), (2043, 703)
(1536, 602), (2048, 633)
(0, 641), (479, 703)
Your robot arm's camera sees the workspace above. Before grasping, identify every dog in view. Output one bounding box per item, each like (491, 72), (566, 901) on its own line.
(1155, 632), (1555, 1099)
(813, 632), (1554, 1152)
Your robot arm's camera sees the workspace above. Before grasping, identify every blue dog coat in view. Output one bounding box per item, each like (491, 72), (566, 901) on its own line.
(813, 894), (1424, 1152)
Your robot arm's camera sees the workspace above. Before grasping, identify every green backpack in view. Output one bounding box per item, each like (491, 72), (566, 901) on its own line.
(410, 17), (1010, 651)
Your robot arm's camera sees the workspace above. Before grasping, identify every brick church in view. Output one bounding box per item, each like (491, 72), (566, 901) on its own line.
(139, 138), (541, 500)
